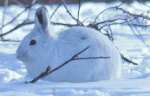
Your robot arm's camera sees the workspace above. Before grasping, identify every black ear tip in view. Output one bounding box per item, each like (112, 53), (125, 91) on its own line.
(36, 11), (43, 25)
(36, 6), (47, 15)
(36, 6), (48, 25)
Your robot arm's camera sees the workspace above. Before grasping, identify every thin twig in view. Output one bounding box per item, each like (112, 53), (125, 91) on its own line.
(50, 3), (62, 21)
(116, 7), (150, 21)
(93, 3), (123, 24)
(0, 4), (31, 30)
(74, 56), (110, 60)
(61, 0), (77, 21)
(121, 54), (138, 65)
(126, 20), (149, 50)
(26, 0), (37, 20)
(77, 0), (81, 24)
(0, 39), (20, 42)
(0, 21), (33, 37)
(0, 0), (38, 34)
(51, 21), (77, 27)
(27, 46), (110, 83)
(61, 0), (83, 25)
(0, 0), (8, 40)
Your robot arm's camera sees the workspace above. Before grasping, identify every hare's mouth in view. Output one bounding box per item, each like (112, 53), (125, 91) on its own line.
(16, 52), (28, 62)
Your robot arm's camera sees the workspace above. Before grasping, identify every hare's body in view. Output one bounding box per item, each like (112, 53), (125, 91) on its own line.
(17, 7), (122, 82)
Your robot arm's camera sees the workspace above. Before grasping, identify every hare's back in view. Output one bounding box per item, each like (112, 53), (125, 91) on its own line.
(59, 26), (113, 46)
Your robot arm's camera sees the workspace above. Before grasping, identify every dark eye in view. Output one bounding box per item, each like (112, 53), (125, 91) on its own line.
(29, 39), (36, 46)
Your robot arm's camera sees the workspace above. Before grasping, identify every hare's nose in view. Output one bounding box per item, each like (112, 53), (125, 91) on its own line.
(16, 49), (27, 61)
(16, 52), (25, 60)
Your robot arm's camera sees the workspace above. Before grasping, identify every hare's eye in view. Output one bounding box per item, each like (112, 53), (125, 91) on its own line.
(29, 39), (36, 46)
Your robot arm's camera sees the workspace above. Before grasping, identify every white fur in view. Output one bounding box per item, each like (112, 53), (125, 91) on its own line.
(16, 7), (122, 82)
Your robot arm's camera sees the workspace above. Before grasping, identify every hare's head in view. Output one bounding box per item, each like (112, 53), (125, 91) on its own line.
(16, 7), (52, 63)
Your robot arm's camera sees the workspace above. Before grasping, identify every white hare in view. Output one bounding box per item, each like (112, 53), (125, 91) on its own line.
(16, 7), (122, 82)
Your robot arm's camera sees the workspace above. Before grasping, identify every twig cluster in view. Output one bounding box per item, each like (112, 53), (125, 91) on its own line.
(0, 0), (39, 41)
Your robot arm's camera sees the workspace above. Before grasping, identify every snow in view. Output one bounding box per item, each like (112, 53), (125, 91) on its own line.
(0, 2), (150, 96)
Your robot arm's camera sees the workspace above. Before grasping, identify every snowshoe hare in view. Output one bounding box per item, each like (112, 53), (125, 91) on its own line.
(16, 7), (122, 82)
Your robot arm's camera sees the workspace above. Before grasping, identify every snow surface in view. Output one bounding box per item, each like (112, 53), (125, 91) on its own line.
(0, 2), (150, 96)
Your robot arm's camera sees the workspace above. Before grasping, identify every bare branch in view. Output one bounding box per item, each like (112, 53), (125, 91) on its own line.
(0, 3), (34, 30)
(74, 56), (110, 60)
(0, 39), (20, 42)
(0, 21), (33, 37)
(0, 0), (39, 37)
(93, 3), (123, 24)
(77, 0), (81, 24)
(126, 20), (149, 49)
(51, 21), (77, 27)
(26, 46), (110, 83)
(61, 0), (83, 25)
(121, 54), (138, 65)
(0, 0), (8, 40)
(61, 0), (77, 21)
(50, 3), (62, 21)
(116, 7), (150, 21)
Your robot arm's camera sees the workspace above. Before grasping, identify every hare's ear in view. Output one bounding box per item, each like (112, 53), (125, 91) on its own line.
(35, 7), (49, 32)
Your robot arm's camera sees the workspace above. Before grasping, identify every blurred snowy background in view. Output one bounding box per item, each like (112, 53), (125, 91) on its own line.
(0, 0), (150, 96)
